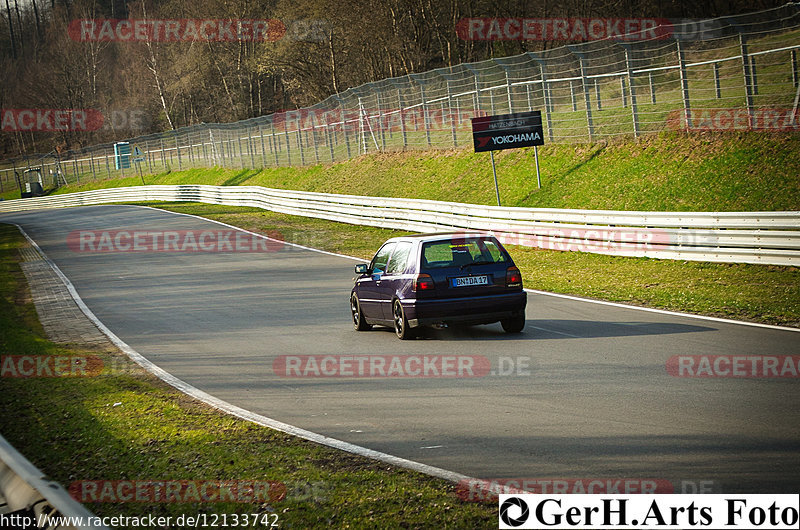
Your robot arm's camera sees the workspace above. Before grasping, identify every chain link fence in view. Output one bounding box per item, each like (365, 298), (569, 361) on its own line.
(1, 4), (799, 194)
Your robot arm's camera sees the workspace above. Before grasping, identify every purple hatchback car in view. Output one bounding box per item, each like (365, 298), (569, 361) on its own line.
(350, 233), (527, 339)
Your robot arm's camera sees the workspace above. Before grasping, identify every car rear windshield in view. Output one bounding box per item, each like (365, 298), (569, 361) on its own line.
(421, 238), (508, 269)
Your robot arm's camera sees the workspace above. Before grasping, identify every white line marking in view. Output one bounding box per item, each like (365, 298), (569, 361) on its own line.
(133, 205), (364, 262)
(9, 221), (471, 485)
(525, 289), (800, 333)
(133, 203), (799, 334)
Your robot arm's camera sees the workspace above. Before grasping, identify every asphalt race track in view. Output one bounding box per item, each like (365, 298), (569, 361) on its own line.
(2, 205), (798, 493)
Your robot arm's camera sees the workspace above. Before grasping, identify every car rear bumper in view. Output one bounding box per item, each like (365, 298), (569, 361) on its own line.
(404, 291), (527, 328)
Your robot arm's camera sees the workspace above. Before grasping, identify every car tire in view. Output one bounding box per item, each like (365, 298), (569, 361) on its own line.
(351, 294), (371, 331)
(501, 313), (525, 333)
(393, 300), (415, 340)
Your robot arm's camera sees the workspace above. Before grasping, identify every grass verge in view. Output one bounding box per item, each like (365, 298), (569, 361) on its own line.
(0, 224), (495, 527)
(139, 202), (799, 327)
(4, 132), (798, 212)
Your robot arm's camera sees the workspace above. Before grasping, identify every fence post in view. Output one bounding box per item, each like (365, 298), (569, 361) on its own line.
(739, 33), (755, 128)
(247, 128), (255, 168)
(410, 75), (432, 148)
(325, 115), (335, 161)
(594, 79), (602, 111)
(649, 72), (656, 104)
(334, 96), (352, 158)
(296, 125), (305, 165)
(621, 44), (640, 138)
(620, 77), (627, 108)
(527, 53), (554, 142)
(185, 133), (192, 166)
(676, 40), (692, 130)
(175, 132), (182, 170)
(311, 122), (320, 164)
(220, 133), (228, 168)
(160, 137), (166, 169)
(282, 122), (292, 165)
(145, 140), (153, 173)
(398, 89), (408, 148)
(462, 65), (482, 115)
(441, 76), (458, 147)
(505, 70), (513, 112)
(258, 125), (266, 167)
(356, 96), (368, 154)
(90, 152), (97, 180)
(569, 48), (595, 141)
(570, 80), (577, 111)
(270, 122), (280, 166)
(713, 62), (722, 98)
(526, 83), (533, 111)
(373, 85), (387, 151)
(793, 50), (798, 88)
(750, 55), (759, 95)
(235, 133), (243, 168)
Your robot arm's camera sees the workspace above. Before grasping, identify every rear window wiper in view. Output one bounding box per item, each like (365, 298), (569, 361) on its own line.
(460, 260), (496, 270)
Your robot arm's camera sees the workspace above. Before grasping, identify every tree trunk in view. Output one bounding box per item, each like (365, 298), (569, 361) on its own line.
(13, 0), (24, 55)
(5, 0), (17, 59)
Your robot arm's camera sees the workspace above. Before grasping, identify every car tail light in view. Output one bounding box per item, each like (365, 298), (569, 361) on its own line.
(412, 273), (435, 292)
(506, 266), (522, 288)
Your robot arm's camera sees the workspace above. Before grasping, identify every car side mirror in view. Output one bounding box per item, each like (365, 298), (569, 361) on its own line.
(355, 263), (369, 274)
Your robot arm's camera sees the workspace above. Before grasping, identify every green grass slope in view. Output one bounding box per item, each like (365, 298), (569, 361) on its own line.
(7, 131), (796, 212)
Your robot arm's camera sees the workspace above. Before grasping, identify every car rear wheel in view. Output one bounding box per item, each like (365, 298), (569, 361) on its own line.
(351, 294), (371, 331)
(393, 300), (415, 340)
(501, 313), (525, 333)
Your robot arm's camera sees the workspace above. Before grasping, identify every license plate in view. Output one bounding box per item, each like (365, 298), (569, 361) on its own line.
(451, 275), (490, 288)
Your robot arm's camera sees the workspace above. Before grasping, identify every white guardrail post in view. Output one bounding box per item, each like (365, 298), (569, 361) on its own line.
(0, 185), (797, 266)
(0, 434), (109, 530)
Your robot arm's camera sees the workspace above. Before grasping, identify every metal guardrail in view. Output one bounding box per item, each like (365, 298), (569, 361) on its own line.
(0, 434), (108, 530)
(0, 185), (797, 266)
